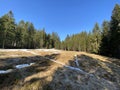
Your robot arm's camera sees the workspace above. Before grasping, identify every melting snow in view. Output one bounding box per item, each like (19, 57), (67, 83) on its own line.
(64, 65), (88, 75)
(0, 63), (35, 74)
(30, 63), (35, 65)
(45, 57), (87, 74)
(15, 63), (35, 69)
(74, 55), (79, 67)
(0, 69), (13, 74)
(37, 49), (61, 52)
(118, 23), (120, 26)
(16, 64), (30, 69)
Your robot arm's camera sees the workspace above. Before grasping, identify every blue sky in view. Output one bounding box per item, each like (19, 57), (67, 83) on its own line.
(0, 0), (120, 40)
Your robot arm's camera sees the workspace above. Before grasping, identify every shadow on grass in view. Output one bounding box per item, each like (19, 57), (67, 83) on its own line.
(43, 54), (120, 90)
(0, 54), (59, 90)
(70, 54), (120, 81)
(0, 53), (120, 90)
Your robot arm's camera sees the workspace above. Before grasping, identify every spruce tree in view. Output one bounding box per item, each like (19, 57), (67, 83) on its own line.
(0, 11), (16, 48)
(109, 4), (120, 58)
(100, 21), (110, 56)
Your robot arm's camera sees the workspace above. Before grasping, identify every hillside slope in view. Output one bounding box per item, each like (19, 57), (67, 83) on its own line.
(0, 49), (120, 90)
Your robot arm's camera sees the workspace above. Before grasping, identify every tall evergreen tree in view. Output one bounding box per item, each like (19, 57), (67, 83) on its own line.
(0, 11), (16, 48)
(15, 20), (26, 48)
(51, 32), (61, 49)
(109, 4), (120, 58)
(27, 22), (36, 48)
(99, 21), (110, 56)
(91, 23), (101, 53)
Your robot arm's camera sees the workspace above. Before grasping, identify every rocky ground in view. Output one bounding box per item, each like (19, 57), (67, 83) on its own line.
(0, 49), (120, 90)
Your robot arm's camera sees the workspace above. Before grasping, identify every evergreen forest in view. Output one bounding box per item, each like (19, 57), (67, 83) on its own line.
(0, 4), (120, 59)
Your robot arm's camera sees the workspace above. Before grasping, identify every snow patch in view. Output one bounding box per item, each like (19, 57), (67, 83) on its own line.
(45, 57), (87, 74)
(15, 64), (30, 69)
(36, 49), (61, 52)
(74, 55), (79, 67)
(65, 66), (85, 72)
(15, 63), (35, 69)
(30, 63), (35, 65)
(0, 49), (28, 52)
(0, 69), (13, 74)
(118, 23), (120, 26)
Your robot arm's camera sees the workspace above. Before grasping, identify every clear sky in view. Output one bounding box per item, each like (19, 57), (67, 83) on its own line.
(0, 0), (120, 40)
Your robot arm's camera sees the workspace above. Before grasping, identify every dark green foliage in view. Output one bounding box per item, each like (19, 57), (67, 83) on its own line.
(99, 21), (110, 56)
(0, 4), (120, 59)
(0, 11), (61, 49)
(61, 23), (101, 54)
(51, 32), (61, 49)
(109, 4), (120, 58)
(61, 31), (92, 52)
(99, 4), (120, 58)
(91, 23), (101, 53)
(0, 11), (16, 48)
(62, 4), (120, 59)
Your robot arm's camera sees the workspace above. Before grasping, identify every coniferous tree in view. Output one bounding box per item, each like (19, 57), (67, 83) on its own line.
(0, 11), (16, 48)
(99, 21), (110, 56)
(109, 4), (120, 58)
(91, 23), (101, 53)
(1, 7), (120, 59)
(51, 32), (61, 49)
(15, 20), (26, 48)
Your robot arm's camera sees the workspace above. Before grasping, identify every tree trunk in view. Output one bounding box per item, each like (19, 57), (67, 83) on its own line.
(2, 31), (6, 49)
(2, 39), (5, 49)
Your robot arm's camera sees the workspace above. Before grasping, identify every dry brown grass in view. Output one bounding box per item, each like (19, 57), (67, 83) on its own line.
(0, 49), (120, 90)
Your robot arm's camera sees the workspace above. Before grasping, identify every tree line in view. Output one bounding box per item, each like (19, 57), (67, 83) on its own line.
(0, 4), (120, 58)
(62, 4), (120, 58)
(61, 22), (101, 54)
(0, 11), (61, 49)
